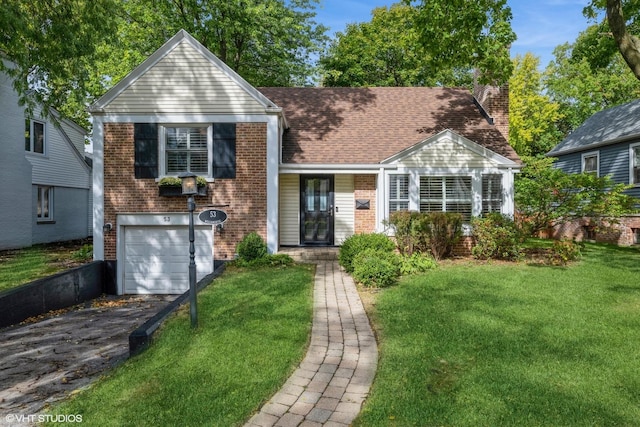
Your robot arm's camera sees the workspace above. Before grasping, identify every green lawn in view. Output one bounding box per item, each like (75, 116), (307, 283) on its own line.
(45, 264), (314, 427)
(355, 243), (640, 426)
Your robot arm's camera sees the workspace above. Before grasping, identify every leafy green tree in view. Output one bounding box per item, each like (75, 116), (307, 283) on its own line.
(320, 4), (472, 87)
(509, 53), (563, 157)
(515, 157), (638, 236)
(410, 0), (516, 85)
(0, 0), (119, 123)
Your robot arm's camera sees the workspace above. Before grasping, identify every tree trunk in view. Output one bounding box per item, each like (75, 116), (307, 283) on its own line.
(606, 0), (640, 80)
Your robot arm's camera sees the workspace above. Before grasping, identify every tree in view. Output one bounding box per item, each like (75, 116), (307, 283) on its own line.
(409, 0), (516, 85)
(515, 157), (637, 237)
(320, 4), (472, 87)
(0, 0), (119, 123)
(509, 53), (563, 157)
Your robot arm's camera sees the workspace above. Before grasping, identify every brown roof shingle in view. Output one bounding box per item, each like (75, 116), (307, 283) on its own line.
(258, 87), (520, 164)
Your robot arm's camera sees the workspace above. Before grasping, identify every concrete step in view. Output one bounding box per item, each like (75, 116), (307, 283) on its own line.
(278, 247), (339, 263)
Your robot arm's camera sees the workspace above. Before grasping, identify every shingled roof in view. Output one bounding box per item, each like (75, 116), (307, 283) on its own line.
(548, 99), (640, 156)
(259, 87), (520, 164)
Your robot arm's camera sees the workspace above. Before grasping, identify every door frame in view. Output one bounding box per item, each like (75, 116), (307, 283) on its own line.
(299, 175), (335, 246)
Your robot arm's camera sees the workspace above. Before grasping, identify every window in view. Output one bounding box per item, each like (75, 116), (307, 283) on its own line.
(37, 186), (53, 221)
(482, 174), (503, 215)
(582, 151), (599, 176)
(389, 175), (409, 212)
(633, 228), (640, 245)
(583, 225), (596, 241)
(165, 126), (209, 175)
(25, 119), (45, 154)
(632, 144), (640, 185)
(420, 176), (472, 221)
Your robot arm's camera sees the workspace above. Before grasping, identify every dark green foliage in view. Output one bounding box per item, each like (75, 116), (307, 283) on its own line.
(352, 248), (401, 288)
(547, 239), (582, 266)
(471, 213), (523, 261)
(425, 212), (463, 260)
(236, 232), (267, 263)
(399, 253), (438, 275)
(72, 244), (93, 261)
(385, 211), (430, 255)
(338, 233), (396, 273)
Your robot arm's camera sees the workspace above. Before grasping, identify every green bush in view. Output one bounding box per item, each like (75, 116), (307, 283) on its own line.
(236, 232), (267, 262)
(385, 211), (430, 255)
(425, 212), (463, 260)
(352, 248), (401, 288)
(471, 213), (523, 261)
(400, 253), (438, 275)
(547, 239), (582, 266)
(235, 253), (294, 268)
(72, 244), (93, 261)
(338, 233), (396, 273)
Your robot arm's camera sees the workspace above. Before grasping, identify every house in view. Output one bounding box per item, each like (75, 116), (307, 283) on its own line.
(0, 61), (93, 251)
(547, 99), (640, 245)
(89, 30), (521, 295)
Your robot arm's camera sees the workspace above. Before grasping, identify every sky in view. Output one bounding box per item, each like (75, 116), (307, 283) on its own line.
(314, 0), (594, 68)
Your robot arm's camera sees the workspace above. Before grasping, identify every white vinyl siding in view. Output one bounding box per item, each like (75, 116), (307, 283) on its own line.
(334, 175), (354, 244)
(396, 138), (495, 169)
(279, 175), (299, 246)
(103, 42), (267, 114)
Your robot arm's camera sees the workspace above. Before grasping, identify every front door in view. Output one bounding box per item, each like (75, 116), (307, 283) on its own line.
(301, 175), (334, 245)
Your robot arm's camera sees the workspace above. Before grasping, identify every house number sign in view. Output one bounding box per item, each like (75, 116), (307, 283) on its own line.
(198, 209), (228, 225)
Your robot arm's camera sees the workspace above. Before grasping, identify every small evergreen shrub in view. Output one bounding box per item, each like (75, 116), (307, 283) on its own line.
(400, 253), (438, 275)
(239, 253), (294, 267)
(352, 248), (401, 288)
(547, 239), (582, 266)
(338, 233), (396, 273)
(236, 231), (267, 263)
(471, 213), (523, 261)
(425, 212), (463, 260)
(72, 244), (93, 261)
(385, 210), (430, 255)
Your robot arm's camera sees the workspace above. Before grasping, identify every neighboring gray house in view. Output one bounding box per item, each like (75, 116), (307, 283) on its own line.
(0, 63), (92, 250)
(547, 99), (640, 245)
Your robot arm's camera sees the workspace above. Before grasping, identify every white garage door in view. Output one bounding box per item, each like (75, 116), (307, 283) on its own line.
(123, 226), (213, 294)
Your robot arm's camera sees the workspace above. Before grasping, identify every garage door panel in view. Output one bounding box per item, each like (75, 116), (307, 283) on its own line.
(123, 225), (214, 294)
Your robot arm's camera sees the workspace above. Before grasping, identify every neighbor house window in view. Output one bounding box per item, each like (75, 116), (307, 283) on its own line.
(25, 119), (45, 154)
(482, 174), (503, 215)
(164, 126), (209, 175)
(37, 186), (53, 221)
(582, 151), (599, 176)
(631, 144), (640, 185)
(389, 174), (409, 212)
(419, 176), (472, 221)
(633, 228), (640, 245)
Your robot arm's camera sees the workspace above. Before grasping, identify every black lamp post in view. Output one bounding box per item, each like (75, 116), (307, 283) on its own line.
(179, 172), (198, 328)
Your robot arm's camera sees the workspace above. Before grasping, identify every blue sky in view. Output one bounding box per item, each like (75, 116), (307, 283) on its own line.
(314, 0), (593, 68)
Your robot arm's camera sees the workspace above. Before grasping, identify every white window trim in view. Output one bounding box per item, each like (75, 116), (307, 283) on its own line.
(37, 186), (53, 222)
(630, 143), (640, 186)
(158, 124), (213, 178)
(26, 119), (46, 155)
(581, 151), (599, 176)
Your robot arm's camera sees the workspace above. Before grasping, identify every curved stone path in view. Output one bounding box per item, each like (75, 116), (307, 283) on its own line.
(245, 261), (378, 427)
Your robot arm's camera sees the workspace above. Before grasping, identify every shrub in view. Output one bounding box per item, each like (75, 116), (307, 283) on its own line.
(400, 253), (438, 275)
(385, 211), (430, 255)
(237, 253), (294, 268)
(236, 232), (267, 262)
(72, 244), (93, 261)
(425, 212), (463, 260)
(352, 248), (401, 288)
(547, 239), (582, 266)
(338, 233), (396, 273)
(471, 213), (523, 261)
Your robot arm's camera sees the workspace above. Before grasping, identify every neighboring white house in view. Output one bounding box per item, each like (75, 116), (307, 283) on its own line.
(0, 62), (93, 250)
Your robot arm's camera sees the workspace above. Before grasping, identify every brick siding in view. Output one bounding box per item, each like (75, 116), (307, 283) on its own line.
(103, 122), (267, 260)
(354, 174), (376, 234)
(549, 216), (640, 246)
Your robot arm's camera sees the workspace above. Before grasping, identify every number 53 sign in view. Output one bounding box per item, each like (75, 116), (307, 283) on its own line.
(198, 209), (228, 225)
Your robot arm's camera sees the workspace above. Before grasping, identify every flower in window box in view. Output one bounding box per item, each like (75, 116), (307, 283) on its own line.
(158, 176), (208, 196)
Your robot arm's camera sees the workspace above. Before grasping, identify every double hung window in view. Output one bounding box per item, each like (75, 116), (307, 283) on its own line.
(582, 152), (599, 176)
(389, 175), (409, 212)
(632, 144), (640, 185)
(165, 127), (209, 175)
(37, 186), (53, 221)
(419, 176), (472, 221)
(482, 174), (503, 215)
(25, 119), (45, 154)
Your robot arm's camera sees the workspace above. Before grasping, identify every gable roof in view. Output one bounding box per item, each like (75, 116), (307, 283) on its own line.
(548, 99), (640, 156)
(89, 30), (278, 114)
(259, 87), (520, 165)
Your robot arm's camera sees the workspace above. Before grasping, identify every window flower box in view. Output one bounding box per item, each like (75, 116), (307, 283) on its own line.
(158, 176), (208, 197)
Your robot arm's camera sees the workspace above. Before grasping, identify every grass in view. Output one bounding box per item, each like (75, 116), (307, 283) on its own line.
(45, 264), (314, 427)
(0, 240), (92, 293)
(355, 243), (640, 426)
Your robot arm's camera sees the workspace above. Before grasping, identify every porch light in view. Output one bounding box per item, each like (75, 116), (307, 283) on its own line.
(179, 172), (198, 195)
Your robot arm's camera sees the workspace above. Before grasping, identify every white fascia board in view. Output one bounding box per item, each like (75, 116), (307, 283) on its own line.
(279, 163), (397, 174)
(95, 113), (272, 124)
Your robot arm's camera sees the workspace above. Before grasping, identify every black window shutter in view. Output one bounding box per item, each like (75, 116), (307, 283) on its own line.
(134, 123), (158, 179)
(212, 123), (236, 179)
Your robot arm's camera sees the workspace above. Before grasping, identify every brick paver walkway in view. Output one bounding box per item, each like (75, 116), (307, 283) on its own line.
(245, 261), (378, 427)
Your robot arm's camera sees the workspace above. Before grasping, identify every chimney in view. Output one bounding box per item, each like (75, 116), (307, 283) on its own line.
(473, 70), (509, 141)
